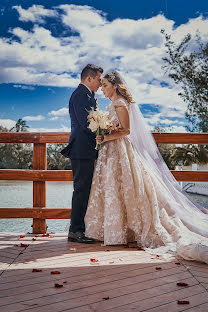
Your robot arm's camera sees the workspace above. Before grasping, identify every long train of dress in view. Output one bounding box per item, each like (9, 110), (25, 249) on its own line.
(85, 98), (208, 264)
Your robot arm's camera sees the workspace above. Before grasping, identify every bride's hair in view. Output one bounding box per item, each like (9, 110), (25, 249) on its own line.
(103, 71), (135, 104)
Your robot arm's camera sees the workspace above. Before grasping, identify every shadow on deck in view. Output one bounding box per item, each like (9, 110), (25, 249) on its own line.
(0, 233), (207, 312)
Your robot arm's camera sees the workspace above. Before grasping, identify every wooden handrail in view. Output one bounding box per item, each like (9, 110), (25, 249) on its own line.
(0, 132), (208, 144)
(0, 131), (208, 234)
(0, 169), (207, 182)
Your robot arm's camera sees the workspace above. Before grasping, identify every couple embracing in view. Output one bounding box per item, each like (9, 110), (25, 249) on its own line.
(61, 64), (208, 264)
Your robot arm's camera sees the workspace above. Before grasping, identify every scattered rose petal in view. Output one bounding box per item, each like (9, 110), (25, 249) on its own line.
(90, 258), (99, 263)
(54, 283), (63, 288)
(155, 267), (162, 270)
(151, 257), (156, 259)
(156, 255), (160, 258)
(105, 250), (110, 252)
(177, 282), (189, 287)
(19, 235), (25, 239)
(175, 262), (181, 265)
(41, 233), (50, 237)
(35, 235), (39, 237)
(20, 243), (29, 247)
(102, 296), (109, 300)
(177, 300), (190, 305)
(137, 247), (144, 251)
(32, 238), (36, 241)
(51, 271), (61, 275)
(32, 269), (42, 272)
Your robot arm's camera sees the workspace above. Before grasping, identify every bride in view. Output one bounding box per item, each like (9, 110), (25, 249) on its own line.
(84, 71), (208, 264)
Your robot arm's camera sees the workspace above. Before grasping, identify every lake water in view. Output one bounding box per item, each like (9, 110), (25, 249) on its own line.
(0, 181), (208, 233)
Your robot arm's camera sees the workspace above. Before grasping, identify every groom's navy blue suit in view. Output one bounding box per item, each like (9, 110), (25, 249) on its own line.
(62, 84), (98, 233)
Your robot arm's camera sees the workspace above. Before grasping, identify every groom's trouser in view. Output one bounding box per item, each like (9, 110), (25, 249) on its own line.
(69, 159), (95, 233)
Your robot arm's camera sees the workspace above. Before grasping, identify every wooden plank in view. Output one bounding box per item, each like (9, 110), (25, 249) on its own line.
(0, 132), (70, 143)
(0, 132), (208, 144)
(0, 169), (73, 181)
(0, 169), (207, 182)
(171, 170), (208, 182)
(0, 208), (71, 219)
(153, 133), (208, 144)
(33, 143), (46, 234)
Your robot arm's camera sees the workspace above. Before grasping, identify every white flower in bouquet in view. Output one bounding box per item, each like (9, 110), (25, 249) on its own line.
(87, 105), (115, 150)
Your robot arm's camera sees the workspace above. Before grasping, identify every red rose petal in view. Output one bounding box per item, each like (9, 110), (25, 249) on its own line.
(32, 269), (42, 272)
(177, 282), (189, 287)
(54, 283), (63, 288)
(19, 235), (25, 239)
(20, 243), (29, 247)
(175, 262), (181, 265)
(156, 255), (160, 257)
(90, 258), (99, 263)
(102, 296), (110, 300)
(32, 238), (36, 241)
(155, 267), (162, 270)
(177, 300), (190, 305)
(41, 233), (50, 237)
(137, 247), (144, 251)
(105, 250), (110, 252)
(51, 271), (61, 275)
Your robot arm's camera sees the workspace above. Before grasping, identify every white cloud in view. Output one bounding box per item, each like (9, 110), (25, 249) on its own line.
(28, 125), (71, 132)
(49, 117), (59, 121)
(13, 5), (57, 23)
(22, 115), (45, 121)
(1, 4), (208, 129)
(48, 108), (68, 117)
(0, 119), (16, 129)
(13, 84), (35, 90)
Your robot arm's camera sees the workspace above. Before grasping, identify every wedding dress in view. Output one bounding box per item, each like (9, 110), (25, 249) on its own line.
(85, 98), (208, 264)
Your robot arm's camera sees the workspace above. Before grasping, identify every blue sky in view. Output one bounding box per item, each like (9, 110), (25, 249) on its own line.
(0, 0), (208, 132)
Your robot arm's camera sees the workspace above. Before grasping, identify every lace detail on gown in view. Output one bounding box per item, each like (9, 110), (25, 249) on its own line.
(85, 98), (208, 264)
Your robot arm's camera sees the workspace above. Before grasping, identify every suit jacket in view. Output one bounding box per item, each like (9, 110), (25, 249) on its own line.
(61, 84), (98, 160)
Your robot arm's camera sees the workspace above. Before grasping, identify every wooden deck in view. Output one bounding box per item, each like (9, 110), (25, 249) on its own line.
(0, 233), (207, 312)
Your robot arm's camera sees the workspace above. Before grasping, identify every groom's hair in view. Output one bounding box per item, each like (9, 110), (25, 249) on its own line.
(81, 64), (103, 80)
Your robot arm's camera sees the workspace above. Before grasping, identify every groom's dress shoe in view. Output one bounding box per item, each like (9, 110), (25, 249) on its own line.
(68, 232), (95, 244)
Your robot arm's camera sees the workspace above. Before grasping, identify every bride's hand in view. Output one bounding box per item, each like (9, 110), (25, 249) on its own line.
(96, 135), (106, 144)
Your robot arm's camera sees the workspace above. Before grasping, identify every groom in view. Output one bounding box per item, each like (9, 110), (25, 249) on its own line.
(61, 64), (103, 243)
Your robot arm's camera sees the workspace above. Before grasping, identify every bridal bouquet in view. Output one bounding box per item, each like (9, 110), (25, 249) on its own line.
(87, 104), (116, 150)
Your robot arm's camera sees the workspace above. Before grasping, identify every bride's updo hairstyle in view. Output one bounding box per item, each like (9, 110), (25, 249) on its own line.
(104, 71), (135, 104)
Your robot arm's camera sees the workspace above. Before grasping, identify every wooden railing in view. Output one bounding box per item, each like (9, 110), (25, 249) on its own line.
(0, 132), (208, 234)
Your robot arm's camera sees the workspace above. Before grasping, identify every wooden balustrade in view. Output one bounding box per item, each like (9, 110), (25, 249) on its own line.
(0, 132), (208, 234)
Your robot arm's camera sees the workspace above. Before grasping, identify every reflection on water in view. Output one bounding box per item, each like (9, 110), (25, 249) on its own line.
(0, 181), (207, 233)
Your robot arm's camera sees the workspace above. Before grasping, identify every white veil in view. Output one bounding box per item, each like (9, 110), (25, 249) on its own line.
(127, 91), (208, 238)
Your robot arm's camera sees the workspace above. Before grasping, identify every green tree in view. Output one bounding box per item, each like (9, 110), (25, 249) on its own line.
(47, 144), (71, 170)
(170, 144), (208, 166)
(0, 122), (32, 169)
(152, 126), (176, 169)
(10, 118), (29, 132)
(161, 30), (208, 132)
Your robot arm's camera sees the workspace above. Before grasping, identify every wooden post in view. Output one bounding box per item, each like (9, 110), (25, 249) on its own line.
(33, 143), (47, 234)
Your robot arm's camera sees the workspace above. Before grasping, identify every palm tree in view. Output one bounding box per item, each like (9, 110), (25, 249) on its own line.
(171, 144), (208, 166)
(10, 119), (29, 132)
